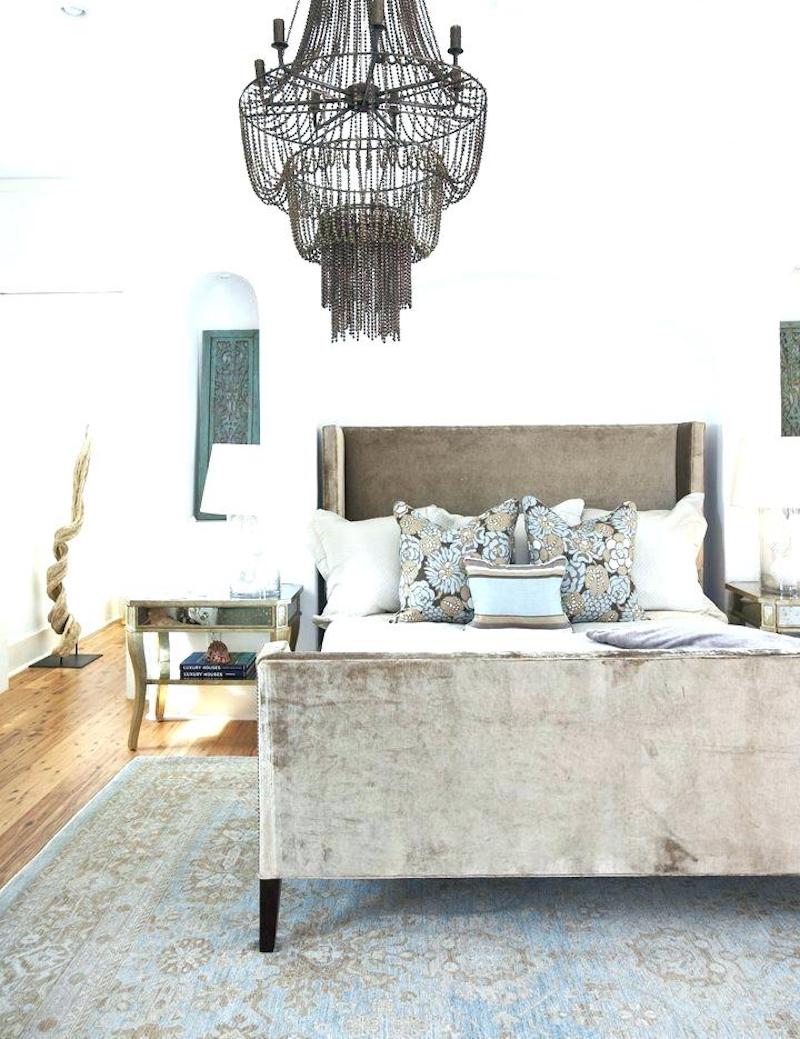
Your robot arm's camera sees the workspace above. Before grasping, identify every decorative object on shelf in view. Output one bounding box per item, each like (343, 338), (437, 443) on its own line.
(141, 607), (186, 627)
(141, 606), (220, 627)
(732, 436), (800, 596)
(180, 651), (257, 680)
(781, 321), (800, 436)
(180, 606), (219, 626)
(195, 330), (260, 521)
(31, 428), (102, 670)
(239, 0), (486, 342)
(200, 444), (281, 599)
(205, 639), (232, 664)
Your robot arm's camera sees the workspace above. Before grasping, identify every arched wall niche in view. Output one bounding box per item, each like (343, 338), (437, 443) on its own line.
(189, 270), (259, 330)
(189, 271), (262, 521)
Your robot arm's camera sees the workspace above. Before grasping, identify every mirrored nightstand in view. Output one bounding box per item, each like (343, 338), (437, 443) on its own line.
(726, 580), (800, 636)
(124, 585), (302, 750)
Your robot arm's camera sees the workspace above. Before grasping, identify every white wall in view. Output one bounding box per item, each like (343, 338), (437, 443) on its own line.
(0, 175), (131, 672)
(3, 0), (800, 693)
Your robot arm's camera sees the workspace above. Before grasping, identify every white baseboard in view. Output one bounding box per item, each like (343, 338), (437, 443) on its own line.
(8, 626), (54, 677)
(0, 634), (7, 693)
(7, 609), (123, 681)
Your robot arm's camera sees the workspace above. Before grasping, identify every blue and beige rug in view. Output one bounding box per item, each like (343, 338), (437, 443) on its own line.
(1, 756), (799, 1038)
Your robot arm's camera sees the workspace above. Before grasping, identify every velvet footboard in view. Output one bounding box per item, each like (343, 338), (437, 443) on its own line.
(257, 651), (800, 880)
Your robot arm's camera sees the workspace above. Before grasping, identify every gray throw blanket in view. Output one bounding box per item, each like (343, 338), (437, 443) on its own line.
(585, 624), (800, 654)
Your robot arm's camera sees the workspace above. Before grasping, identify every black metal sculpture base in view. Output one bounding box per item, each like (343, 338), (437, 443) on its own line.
(30, 650), (102, 670)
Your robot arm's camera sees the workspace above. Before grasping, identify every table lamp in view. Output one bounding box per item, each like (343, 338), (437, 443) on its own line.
(731, 436), (800, 596)
(200, 444), (280, 599)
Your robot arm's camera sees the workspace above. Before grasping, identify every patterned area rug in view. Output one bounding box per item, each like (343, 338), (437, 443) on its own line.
(1, 757), (800, 1039)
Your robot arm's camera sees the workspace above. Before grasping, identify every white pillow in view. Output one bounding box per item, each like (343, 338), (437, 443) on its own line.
(582, 493), (723, 616)
(311, 499), (585, 618)
(310, 511), (403, 618)
(424, 500), (584, 563)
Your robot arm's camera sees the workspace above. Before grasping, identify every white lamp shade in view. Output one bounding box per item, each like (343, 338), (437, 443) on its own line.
(731, 436), (800, 509)
(200, 444), (270, 516)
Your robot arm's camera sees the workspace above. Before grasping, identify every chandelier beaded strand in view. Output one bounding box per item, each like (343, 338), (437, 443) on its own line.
(239, 0), (487, 341)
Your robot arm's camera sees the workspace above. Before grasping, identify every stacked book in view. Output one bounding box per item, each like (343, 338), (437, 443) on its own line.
(179, 651), (257, 681)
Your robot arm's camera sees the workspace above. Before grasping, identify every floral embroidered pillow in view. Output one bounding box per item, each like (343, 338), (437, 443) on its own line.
(393, 499), (519, 623)
(522, 497), (646, 623)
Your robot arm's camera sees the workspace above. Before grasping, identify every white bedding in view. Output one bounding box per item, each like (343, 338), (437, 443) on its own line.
(321, 610), (730, 655)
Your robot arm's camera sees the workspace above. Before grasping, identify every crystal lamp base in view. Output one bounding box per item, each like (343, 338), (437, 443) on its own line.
(228, 514), (281, 600)
(759, 507), (800, 598)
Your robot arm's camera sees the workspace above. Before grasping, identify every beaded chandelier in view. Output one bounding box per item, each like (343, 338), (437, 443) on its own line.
(239, 0), (487, 341)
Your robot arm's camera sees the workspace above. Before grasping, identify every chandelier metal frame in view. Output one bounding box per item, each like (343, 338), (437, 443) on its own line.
(239, 0), (487, 341)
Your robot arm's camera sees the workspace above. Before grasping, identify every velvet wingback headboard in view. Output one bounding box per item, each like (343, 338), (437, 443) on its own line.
(320, 423), (705, 520)
(316, 423), (705, 625)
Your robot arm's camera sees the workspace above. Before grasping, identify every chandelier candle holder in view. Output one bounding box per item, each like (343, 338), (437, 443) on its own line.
(239, 0), (487, 341)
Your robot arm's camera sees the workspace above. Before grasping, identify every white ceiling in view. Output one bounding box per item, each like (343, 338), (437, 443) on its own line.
(0, 0), (493, 179)
(1, 1), (115, 177)
(4, 0), (800, 278)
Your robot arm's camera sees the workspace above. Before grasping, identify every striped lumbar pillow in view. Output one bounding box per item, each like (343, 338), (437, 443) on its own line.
(464, 555), (570, 629)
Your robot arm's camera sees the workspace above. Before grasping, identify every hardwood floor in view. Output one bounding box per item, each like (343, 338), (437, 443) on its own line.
(0, 622), (256, 887)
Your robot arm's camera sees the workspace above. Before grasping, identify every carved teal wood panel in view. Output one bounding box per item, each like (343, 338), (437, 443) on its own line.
(781, 321), (800, 437)
(194, 330), (260, 520)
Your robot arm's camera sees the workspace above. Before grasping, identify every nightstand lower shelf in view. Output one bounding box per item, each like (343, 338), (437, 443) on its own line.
(143, 678), (257, 686)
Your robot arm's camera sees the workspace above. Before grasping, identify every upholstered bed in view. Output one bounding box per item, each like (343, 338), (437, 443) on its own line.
(256, 424), (800, 952)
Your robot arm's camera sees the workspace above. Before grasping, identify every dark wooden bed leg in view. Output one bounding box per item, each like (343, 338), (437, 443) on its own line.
(260, 878), (281, 952)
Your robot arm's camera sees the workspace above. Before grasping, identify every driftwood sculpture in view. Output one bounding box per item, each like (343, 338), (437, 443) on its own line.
(46, 429), (91, 657)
